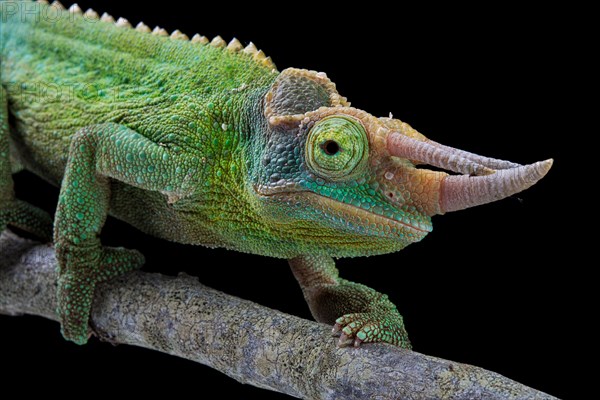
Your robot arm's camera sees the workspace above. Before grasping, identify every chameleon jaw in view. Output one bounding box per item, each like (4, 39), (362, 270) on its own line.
(254, 184), (431, 239)
(298, 192), (431, 235)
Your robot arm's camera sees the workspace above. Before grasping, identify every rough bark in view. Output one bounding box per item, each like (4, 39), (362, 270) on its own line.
(0, 231), (557, 400)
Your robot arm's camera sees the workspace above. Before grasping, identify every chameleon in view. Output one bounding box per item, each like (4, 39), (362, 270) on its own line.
(0, 0), (552, 347)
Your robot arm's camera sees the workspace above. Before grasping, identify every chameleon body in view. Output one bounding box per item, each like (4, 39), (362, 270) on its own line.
(0, 1), (552, 346)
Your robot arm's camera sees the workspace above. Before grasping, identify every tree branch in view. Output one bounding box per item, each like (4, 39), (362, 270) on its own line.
(0, 231), (556, 400)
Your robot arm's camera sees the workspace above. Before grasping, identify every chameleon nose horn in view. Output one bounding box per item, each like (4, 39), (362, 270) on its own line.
(438, 159), (553, 213)
(386, 132), (553, 214)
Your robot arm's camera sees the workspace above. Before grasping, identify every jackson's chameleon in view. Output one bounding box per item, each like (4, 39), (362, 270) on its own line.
(0, 0), (552, 346)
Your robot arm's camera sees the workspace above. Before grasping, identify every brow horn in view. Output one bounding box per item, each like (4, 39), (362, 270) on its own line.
(426, 139), (522, 170)
(387, 133), (496, 176)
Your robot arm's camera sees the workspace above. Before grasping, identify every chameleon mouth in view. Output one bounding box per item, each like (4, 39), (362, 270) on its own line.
(255, 184), (431, 236)
(301, 192), (431, 234)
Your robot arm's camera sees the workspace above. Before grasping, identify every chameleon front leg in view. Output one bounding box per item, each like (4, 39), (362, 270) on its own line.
(0, 86), (53, 240)
(289, 255), (411, 348)
(55, 123), (193, 344)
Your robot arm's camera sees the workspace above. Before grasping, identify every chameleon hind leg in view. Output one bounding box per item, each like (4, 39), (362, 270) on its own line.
(0, 86), (53, 240)
(55, 122), (197, 344)
(289, 255), (411, 348)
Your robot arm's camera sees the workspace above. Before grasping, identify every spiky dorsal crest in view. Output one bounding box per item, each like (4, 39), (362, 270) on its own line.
(115, 17), (131, 28)
(33, 0), (277, 71)
(135, 22), (151, 33)
(191, 34), (209, 44)
(83, 8), (99, 19)
(68, 3), (81, 14)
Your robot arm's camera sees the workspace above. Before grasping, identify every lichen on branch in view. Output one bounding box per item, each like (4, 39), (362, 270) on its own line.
(0, 232), (557, 400)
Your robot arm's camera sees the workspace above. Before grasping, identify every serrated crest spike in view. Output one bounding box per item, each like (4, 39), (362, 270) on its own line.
(210, 36), (226, 48)
(51, 1), (65, 10)
(115, 17), (132, 28)
(68, 3), (82, 14)
(135, 22), (151, 33)
(243, 42), (258, 55)
(254, 50), (267, 61)
(152, 27), (168, 37)
(100, 13), (115, 23)
(263, 57), (276, 69)
(37, 0), (50, 4)
(227, 38), (243, 52)
(170, 29), (189, 40)
(83, 9), (99, 19)
(191, 34), (209, 44)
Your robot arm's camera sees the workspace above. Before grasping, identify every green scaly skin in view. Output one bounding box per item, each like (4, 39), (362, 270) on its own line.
(1, 1), (551, 347)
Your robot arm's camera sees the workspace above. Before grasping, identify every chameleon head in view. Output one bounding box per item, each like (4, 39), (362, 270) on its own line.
(251, 68), (552, 257)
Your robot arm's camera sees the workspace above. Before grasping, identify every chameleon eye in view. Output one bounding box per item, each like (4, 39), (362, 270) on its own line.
(306, 116), (368, 181)
(321, 140), (340, 155)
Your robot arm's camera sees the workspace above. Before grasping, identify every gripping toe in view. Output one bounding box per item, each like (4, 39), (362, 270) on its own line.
(335, 311), (411, 349)
(56, 246), (145, 344)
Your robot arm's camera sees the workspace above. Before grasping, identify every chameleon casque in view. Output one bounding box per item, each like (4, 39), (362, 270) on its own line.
(1, 1), (552, 347)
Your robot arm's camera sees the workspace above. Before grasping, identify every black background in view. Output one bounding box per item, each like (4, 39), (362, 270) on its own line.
(1, 2), (581, 399)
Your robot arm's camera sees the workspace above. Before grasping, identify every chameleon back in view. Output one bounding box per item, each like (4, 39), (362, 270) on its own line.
(1, 1), (277, 185)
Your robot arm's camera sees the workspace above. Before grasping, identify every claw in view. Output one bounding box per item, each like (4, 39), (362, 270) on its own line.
(353, 337), (363, 347)
(337, 333), (354, 347)
(331, 323), (342, 336)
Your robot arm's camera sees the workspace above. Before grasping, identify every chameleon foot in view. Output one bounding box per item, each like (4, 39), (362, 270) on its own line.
(333, 311), (411, 349)
(56, 246), (144, 344)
